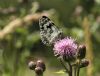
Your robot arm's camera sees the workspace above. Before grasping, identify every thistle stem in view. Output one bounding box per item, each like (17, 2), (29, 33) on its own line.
(76, 60), (81, 76)
(73, 66), (77, 76)
(68, 62), (72, 76)
(59, 58), (69, 73)
(35, 74), (43, 76)
(76, 67), (80, 76)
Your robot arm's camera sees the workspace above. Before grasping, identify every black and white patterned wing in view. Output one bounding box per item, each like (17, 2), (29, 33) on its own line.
(39, 16), (62, 45)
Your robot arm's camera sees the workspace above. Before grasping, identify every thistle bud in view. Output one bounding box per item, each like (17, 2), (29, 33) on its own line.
(28, 61), (36, 70)
(80, 59), (89, 68)
(77, 45), (86, 59)
(36, 60), (46, 72)
(35, 67), (43, 75)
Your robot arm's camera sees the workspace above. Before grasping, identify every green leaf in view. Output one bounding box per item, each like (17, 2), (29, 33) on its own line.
(54, 70), (66, 74)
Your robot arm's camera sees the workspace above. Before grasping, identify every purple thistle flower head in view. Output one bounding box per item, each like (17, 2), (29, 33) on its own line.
(53, 37), (78, 61)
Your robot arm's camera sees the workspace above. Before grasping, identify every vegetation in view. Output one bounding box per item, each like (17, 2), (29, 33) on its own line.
(0, 0), (100, 76)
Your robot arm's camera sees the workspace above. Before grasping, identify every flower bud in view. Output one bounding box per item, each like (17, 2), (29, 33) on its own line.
(36, 60), (46, 72)
(80, 59), (89, 68)
(77, 45), (86, 59)
(35, 67), (43, 75)
(28, 61), (36, 70)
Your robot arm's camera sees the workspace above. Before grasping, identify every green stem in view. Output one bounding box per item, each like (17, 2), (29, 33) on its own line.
(73, 66), (77, 76)
(77, 67), (80, 76)
(59, 58), (69, 73)
(68, 62), (72, 76)
(35, 74), (43, 76)
(76, 60), (81, 76)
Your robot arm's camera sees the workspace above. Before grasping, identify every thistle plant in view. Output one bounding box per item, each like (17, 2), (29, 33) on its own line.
(28, 37), (89, 76)
(53, 37), (89, 76)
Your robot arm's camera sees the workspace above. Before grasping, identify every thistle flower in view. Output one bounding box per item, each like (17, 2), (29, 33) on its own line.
(53, 37), (78, 61)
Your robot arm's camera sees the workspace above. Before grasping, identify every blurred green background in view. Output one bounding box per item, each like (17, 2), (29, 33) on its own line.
(0, 0), (100, 76)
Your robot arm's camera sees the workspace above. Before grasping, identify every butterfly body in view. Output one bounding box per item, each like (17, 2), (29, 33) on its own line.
(39, 16), (62, 45)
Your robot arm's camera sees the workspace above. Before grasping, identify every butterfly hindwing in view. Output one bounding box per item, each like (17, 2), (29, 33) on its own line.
(39, 16), (62, 45)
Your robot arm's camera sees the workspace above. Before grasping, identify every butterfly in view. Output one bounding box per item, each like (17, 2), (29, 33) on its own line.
(39, 16), (63, 45)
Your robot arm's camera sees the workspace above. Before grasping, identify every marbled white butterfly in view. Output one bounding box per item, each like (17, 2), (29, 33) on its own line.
(39, 16), (63, 45)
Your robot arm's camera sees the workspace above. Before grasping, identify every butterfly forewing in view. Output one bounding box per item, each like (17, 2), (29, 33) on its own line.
(39, 16), (62, 45)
